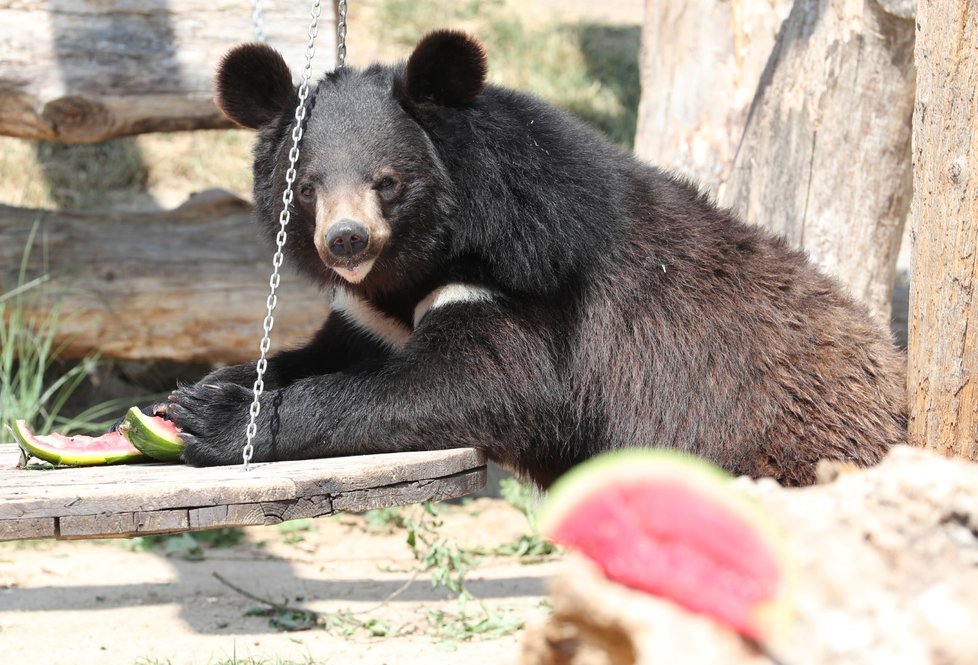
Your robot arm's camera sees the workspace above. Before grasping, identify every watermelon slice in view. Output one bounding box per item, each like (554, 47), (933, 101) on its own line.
(117, 406), (184, 462)
(11, 420), (146, 466)
(538, 449), (792, 642)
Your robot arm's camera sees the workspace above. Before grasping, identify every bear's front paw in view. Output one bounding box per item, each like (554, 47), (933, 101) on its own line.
(167, 382), (265, 466)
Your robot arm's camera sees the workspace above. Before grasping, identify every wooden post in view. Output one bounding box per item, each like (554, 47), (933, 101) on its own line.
(721, 0), (916, 324)
(634, 0), (791, 198)
(907, 0), (978, 460)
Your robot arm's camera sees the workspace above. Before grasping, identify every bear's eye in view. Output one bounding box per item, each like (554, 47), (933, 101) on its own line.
(375, 175), (398, 192)
(297, 183), (316, 203)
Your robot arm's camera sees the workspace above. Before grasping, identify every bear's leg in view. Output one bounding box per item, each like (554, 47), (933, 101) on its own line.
(202, 313), (393, 390)
(168, 308), (561, 472)
(114, 313), (391, 434)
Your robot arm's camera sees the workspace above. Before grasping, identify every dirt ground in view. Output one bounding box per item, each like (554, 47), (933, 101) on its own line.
(0, 499), (562, 665)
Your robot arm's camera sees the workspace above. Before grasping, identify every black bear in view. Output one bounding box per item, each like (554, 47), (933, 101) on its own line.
(161, 30), (907, 488)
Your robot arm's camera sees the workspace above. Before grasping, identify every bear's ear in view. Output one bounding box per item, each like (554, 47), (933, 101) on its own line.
(403, 30), (488, 107)
(215, 43), (296, 129)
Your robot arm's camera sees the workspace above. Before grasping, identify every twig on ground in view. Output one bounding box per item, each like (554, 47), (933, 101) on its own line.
(213, 566), (423, 617)
(212, 571), (304, 614)
(350, 566), (424, 615)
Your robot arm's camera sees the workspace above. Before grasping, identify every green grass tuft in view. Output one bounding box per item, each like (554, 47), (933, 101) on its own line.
(0, 224), (136, 437)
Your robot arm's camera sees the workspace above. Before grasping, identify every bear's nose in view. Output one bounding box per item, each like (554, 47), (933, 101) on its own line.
(325, 219), (370, 258)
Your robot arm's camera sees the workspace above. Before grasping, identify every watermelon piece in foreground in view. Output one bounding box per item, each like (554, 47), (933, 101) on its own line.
(538, 450), (792, 641)
(11, 420), (146, 466)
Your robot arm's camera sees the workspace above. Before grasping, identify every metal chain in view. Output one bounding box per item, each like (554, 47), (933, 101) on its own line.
(251, 0), (266, 42)
(242, 0), (323, 470)
(336, 0), (348, 68)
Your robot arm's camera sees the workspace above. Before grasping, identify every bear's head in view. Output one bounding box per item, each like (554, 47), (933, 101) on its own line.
(214, 31), (488, 295)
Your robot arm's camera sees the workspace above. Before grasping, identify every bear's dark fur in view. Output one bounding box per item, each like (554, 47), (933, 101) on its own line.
(163, 30), (907, 488)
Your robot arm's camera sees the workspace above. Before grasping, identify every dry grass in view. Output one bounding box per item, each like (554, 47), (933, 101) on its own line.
(0, 131), (253, 211)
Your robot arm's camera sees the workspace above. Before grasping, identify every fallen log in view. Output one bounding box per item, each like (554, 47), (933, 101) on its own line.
(0, 192), (327, 364)
(0, 0), (336, 143)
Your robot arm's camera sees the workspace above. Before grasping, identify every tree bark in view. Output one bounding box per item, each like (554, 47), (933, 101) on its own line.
(0, 0), (336, 143)
(908, 0), (978, 461)
(0, 192), (327, 364)
(721, 0), (916, 324)
(634, 0), (791, 198)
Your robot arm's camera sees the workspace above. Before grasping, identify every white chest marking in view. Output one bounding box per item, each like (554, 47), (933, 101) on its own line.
(413, 283), (498, 328)
(331, 288), (411, 351)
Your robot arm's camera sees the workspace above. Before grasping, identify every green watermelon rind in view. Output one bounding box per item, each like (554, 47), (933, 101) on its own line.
(9, 420), (146, 466)
(118, 406), (185, 462)
(537, 448), (794, 639)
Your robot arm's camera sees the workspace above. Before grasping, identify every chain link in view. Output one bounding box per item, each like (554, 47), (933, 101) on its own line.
(336, 0), (348, 68)
(251, 0), (266, 42)
(242, 0), (323, 471)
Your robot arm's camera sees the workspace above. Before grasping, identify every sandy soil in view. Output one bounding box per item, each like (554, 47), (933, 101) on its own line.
(0, 499), (562, 665)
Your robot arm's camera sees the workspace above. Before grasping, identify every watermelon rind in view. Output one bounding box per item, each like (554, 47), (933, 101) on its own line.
(537, 448), (794, 641)
(9, 420), (146, 466)
(117, 406), (184, 462)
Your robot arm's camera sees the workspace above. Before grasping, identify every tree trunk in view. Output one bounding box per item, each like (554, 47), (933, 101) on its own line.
(908, 0), (978, 461)
(721, 0), (916, 324)
(0, 192), (326, 364)
(634, 0), (791, 198)
(0, 0), (336, 143)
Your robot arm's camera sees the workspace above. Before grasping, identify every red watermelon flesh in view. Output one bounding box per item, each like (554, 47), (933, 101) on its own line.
(550, 481), (780, 638)
(12, 420), (146, 466)
(540, 451), (791, 641)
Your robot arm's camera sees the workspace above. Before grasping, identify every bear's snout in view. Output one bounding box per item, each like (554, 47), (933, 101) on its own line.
(326, 219), (370, 258)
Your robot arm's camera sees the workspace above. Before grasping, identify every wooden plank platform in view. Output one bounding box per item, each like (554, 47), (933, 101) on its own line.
(0, 444), (486, 542)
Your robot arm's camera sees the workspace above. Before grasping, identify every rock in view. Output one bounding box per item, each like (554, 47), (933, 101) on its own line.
(520, 556), (770, 665)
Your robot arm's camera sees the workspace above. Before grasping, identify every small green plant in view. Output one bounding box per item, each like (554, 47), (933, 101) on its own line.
(499, 476), (538, 522)
(397, 502), (530, 646)
(277, 518), (315, 544)
(486, 533), (558, 559)
(320, 610), (394, 638)
(427, 600), (524, 645)
(363, 505), (409, 533)
(245, 606), (320, 632)
(403, 503), (477, 596)
(191, 527), (246, 548)
(494, 477), (560, 560)
(114, 528), (246, 560)
(160, 533), (206, 561)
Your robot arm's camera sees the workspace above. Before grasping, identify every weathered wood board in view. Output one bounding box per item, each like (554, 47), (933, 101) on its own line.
(0, 444), (487, 541)
(0, 192), (327, 364)
(0, 0), (336, 143)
